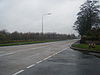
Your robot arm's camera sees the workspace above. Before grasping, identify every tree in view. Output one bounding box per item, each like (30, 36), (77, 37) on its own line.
(0, 30), (10, 43)
(74, 0), (100, 36)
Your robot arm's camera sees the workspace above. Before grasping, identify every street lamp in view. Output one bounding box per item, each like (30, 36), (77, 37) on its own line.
(42, 13), (51, 34)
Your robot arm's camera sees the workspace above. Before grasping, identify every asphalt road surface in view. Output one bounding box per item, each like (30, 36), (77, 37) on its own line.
(0, 40), (100, 75)
(0, 40), (75, 75)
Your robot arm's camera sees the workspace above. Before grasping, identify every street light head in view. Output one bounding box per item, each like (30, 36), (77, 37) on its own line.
(47, 13), (52, 15)
(43, 13), (52, 16)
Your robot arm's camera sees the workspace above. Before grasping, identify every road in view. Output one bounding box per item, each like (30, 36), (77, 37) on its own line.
(0, 40), (100, 75)
(0, 40), (75, 75)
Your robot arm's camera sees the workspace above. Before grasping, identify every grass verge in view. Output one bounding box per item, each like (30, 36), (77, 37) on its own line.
(0, 41), (54, 46)
(72, 44), (100, 51)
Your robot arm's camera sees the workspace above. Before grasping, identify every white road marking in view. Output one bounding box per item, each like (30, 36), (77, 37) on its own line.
(0, 41), (67, 57)
(36, 47), (68, 64)
(51, 48), (67, 57)
(0, 41), (70, 57)
(0, 52), (16, 57)
(36, 60), (43, 64)
(0, 46), (48, 57)
(12, 70), (24, 75)
(12, 47), (68, 75)
(27, 64), (35, 68)
(43, 56), (52, 61)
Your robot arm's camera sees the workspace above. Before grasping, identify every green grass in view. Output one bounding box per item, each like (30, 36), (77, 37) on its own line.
(0, 40), (54, 46)
(72, 44), (100, 50)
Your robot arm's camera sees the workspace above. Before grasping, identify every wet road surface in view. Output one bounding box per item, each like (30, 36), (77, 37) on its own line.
(0, 40), (100, 75)
(18, 48), (100, 75)
(0, 40), (74, 75)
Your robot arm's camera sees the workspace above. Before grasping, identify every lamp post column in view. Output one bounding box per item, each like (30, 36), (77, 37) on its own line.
(41, 13), (51, 34)
(42, 15), (44, 34)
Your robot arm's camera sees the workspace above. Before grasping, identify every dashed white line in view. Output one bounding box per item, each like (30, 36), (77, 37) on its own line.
(12, 47), (67, 75)
(12, 70), (24, 75)
(51, 48), (67, 57)
(43, 56), (52, 61)
(27, 64), (35, 68)
(43, 48), (67, 61)
(36, 60), (43, 64)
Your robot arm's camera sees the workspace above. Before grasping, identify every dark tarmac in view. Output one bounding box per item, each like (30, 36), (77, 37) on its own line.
(18, 48), (100, 75)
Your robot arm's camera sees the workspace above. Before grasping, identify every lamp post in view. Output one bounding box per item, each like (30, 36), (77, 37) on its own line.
(42, 13), (51, 34)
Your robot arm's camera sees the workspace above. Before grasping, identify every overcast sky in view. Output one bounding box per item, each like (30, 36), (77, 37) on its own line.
(0, 0), (85, 34)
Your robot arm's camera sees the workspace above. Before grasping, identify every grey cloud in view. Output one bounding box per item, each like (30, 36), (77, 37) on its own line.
(0, 0), (85, 34)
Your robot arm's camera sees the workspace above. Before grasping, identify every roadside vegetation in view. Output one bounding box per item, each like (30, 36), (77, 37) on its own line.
(0, 30), (76, 46)
(72, 44), (100, 51)
(0, 40), (55, 46)
(73, 0), (100, 51)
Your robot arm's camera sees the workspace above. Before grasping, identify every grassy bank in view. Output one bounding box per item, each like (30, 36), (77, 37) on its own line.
(0, 40), (54, 46)
(72, 44), (100, 51)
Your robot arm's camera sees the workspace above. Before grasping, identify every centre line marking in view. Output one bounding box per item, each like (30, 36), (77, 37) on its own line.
(12, 47), (68, 75)
(27, 64), (35, 68)
(12, 70), (24, 75)
(36, 60), (43, 64)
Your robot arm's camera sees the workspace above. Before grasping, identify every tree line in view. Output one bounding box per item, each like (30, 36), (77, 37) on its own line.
(0, 30), (76, 44)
